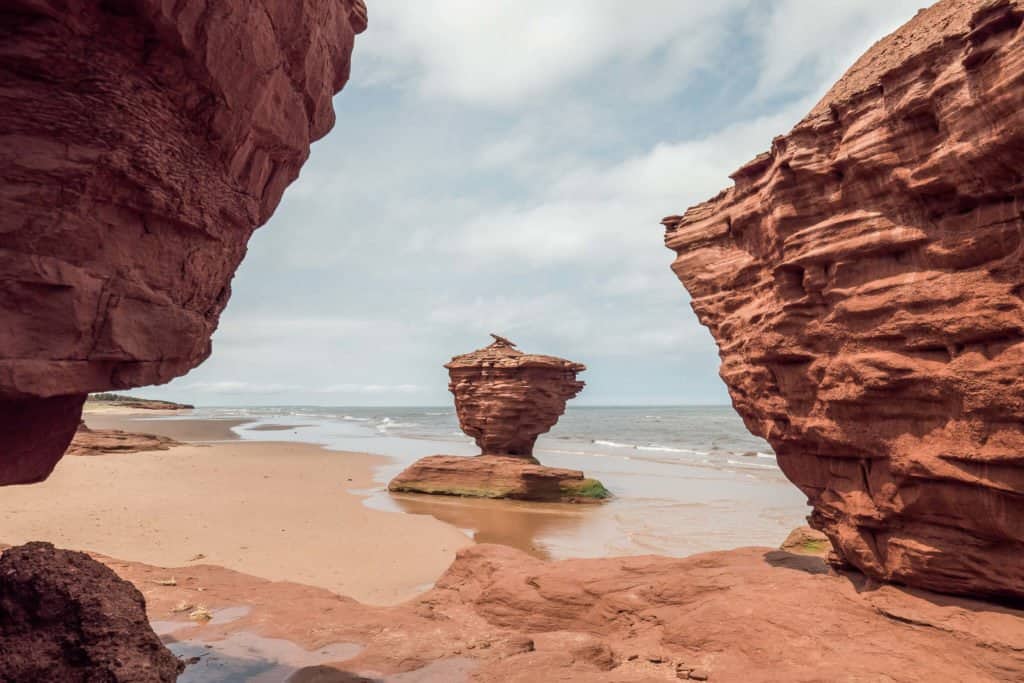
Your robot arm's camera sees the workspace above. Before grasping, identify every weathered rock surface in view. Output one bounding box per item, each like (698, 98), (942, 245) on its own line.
(68, 422), (181, 457)
(388, 455), (609, 502)
(0, 542), (182, 682)
(780, 525), (831, 557)
(663, 0), (1024, 599)
(0, 0), (366, 484)
(391, 337), (606, 502)
(447, 335), (585, 457)
(106, 543), (1024, 682)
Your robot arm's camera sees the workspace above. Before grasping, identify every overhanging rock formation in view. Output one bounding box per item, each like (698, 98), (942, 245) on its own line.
(663, 0), (1024, 600)
(390, 336), (609, 502)
(0, 0), (367, 484)
(447, 334), (586, 457)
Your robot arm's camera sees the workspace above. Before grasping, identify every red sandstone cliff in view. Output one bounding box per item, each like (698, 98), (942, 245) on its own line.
(0, 0), (366, 484)
(447, 335), (586, 457)
(663, 0), (1024, 599)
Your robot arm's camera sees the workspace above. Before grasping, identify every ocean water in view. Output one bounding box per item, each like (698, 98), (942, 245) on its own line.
(181, 405), (809, 559)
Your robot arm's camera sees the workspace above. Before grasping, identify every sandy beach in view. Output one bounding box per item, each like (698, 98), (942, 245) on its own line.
(0, 412), (471, 605)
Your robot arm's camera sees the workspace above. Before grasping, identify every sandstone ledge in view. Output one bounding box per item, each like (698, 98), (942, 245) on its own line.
(389, 455), (610, 503)
(78, 542), (1024, 682)
(68, 423), (181, 457)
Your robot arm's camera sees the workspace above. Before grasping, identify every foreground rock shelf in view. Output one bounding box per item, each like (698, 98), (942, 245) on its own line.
(663, 0), (1024, 599)
(82, 542), (1024, 682)
(388, 455), (610, 503)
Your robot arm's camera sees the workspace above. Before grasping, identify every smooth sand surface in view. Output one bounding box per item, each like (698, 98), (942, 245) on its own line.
(0, 436), (472, 605)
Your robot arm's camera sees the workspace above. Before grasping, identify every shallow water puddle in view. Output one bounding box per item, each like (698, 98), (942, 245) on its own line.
(170, 631), (363, 683)
(151, 605), (252, 636)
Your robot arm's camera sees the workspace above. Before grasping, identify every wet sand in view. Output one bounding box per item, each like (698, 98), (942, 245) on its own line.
(0, 413), (472, 605)
(82, 413), (246, 442)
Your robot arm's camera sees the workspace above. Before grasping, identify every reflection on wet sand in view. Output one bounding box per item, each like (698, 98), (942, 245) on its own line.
(388, 493), (602, 559)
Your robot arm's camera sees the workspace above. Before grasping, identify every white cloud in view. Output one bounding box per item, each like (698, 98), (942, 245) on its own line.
(185, 381), (301, 395)
(320, 384), (420, 394)
(358, 0), (747, 105)
(749, 0), (927, 99)
(449, 100), (811, 266)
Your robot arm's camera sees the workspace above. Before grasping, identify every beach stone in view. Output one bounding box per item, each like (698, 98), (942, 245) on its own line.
(0, 0), (366, 484)
(663, 0), (1024, 600)
(0, 542), (183, 681)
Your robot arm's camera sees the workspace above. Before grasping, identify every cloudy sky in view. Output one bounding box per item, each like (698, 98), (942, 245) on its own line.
(140, 0), (923, 407)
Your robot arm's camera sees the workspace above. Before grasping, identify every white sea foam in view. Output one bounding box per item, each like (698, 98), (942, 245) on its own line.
(636, 445), (709, 456)
(593, 439), (635, 449)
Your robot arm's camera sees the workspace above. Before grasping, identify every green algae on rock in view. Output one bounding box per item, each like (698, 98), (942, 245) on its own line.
(389, 455), (610, 504)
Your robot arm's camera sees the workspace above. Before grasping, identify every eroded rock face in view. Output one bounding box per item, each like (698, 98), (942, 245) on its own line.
(0, 0), (366, 483)
(0, 542), (183, 681)
(447, 335), (586, 457)
(663, 0), (1024, 599)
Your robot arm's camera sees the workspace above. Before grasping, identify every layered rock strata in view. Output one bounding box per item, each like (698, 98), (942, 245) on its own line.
(68, 422), (181, 457)
(0, 542), (183, 681)
(390, 336), (607, 501)
(104, 543), (1024, 682)
(663, 0), (1024, 599)
(388, 455), (609, 503)
(447, 334), (585, 457)
(0, 0), (366, 484)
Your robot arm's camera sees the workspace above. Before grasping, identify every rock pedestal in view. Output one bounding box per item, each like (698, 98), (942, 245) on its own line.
(447, 334), (586, 457)
(663, 0), (1024, 600)
(389, 336), (608, 502)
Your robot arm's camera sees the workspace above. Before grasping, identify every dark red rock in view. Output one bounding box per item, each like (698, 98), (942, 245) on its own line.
(0, 0), (365, 484)
(388, 454), (609, 503)
(0, 395), (86, 485)
(446, 335), (586, 457)
(0, 542), (183, 682)
(663, 0), (1024, 599)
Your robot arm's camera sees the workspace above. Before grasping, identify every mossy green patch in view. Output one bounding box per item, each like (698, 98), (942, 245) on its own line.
(560, 478), (611, 500)
(800, 540), (827, 554)
(389, 481), (516, 499)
